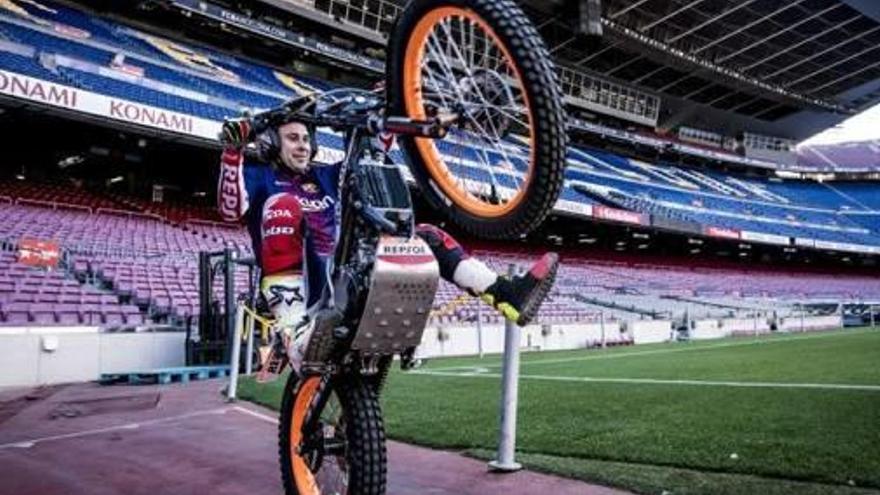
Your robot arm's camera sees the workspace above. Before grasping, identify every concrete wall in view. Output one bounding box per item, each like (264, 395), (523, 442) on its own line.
(721, 317), (772, 335)
(690, 315), (844, 340)
(415, 315), (845, 357)
(0, 314), (847, 387)
(691, 319), (727, 340)
(415, 320), (630, 358)
(628, 320), (673, 344)
(778, 315), (842, 332)
(0, 327), (186, 387)
(414, 314), (846, 359)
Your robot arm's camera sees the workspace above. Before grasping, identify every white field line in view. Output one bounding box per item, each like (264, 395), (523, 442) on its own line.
(0, 407), (230, 450)
(231, 405), (278, 424)
(0, 406), (283, 451)
(412, 370), (880, 392)
(428, 328), (877, 372)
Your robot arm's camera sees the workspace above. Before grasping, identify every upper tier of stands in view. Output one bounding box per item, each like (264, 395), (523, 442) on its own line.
(797, 141), (880, 172)
(0, 0), (878, 253)
(567, 148), (880, 246)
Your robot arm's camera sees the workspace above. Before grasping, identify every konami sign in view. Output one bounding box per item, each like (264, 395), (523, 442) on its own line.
(592, 205), (645, 225)
(0, 71), (78, 108)
(704, 226), (741, 239)
(109, 100), (194, 134)
(0, 69), (220, 139)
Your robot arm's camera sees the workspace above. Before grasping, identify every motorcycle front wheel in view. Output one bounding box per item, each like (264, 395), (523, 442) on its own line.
(387, 0), (568, 239)
(279, 373), (387, 495)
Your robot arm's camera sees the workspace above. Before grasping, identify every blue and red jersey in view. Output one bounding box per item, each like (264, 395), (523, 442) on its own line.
(218, 148), (340, 307)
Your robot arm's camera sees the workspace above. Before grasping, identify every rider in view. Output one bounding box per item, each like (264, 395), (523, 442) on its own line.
(218, 111), (559, 370)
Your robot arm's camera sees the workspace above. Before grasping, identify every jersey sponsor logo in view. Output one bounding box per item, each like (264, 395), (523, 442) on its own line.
(263, 225), (296, 237)
(297, 195), (335, 212)
(219, 161), (246, 220)
(264, 208), (295, 220)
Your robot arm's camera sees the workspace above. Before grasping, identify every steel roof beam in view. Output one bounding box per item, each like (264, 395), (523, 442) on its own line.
(657, 71), (705, 93)
(665, 0), (759, 45)
(575, 41), (621, 64)
(604, 54), (646, 76)
(681, 80), (722, 100)
(736, 12), (859, 71)
(760, 25), (880, 81)
(785, 43), (880, 88)
(632, 64), (669, 84)
(690, 0), (807, 56)
(550, 34), (579, 55)
(705, 88), (741, 106)
(609, 0), (655, 20)
(803, 60), (880, 94)
(727, 94), (764, 112)
(751, 102), (787, 119)
(638, 0), (709, 34)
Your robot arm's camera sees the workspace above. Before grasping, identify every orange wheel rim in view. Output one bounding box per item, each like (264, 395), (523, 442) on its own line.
(402, 6), (536, 218)
(291, 376), (322, 495)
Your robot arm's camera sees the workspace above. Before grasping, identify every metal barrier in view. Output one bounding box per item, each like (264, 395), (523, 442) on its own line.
(195, 247), (260, 368)
(313, 0), (401, 34)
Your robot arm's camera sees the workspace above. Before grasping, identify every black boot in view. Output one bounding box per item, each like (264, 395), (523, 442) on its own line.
(481, 253), (559, 326)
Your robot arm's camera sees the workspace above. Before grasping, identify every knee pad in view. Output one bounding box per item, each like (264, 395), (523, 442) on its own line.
(261, 193), (305, 276)
(416, 223), (462, 252)
(260, 274), (306, 328)
(415, 223), (465, 281)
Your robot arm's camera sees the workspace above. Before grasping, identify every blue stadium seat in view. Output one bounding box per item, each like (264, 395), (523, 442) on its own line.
(1, 0), (877, 251)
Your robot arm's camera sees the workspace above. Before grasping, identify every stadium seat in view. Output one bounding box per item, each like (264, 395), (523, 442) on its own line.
(103, 312), (125, 326)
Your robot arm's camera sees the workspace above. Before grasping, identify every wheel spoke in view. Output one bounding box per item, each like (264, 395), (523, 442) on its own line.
(402, 6), (548, 218)
(424, 20), (533, 199)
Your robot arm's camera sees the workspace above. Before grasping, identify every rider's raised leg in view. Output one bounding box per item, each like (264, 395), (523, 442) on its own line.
(415, 224), (559, 326)
(259, 193), (310, 374)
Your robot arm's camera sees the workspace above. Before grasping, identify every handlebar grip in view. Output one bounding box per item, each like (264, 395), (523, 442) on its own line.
(221, 108), (283, 144)
(220, 117), (255, 146)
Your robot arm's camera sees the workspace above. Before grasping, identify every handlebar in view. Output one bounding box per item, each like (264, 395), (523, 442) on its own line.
(369, 115), (458, 139)
(222, 91), (460, 146)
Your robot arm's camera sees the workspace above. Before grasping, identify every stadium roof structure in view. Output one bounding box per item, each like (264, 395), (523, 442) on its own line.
(248, 1), (879, 140)
(123, 0), (880, 142)
(521, 0), (880, 140)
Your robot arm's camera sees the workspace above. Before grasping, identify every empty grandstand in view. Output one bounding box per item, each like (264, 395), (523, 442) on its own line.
(0, 0), (878, 369)
(2, 2), (880, 495)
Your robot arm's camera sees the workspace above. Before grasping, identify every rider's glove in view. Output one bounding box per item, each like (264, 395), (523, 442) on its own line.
(220, 118), (253, 148)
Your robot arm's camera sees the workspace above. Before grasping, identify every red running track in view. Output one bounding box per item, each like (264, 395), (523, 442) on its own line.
(0, 379), (628, 495)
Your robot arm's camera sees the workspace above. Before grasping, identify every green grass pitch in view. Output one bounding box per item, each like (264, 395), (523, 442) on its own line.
(239, 327), (880, 494)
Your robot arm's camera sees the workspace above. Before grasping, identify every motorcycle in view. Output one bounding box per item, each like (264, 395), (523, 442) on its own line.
(226, 0), (568, 492)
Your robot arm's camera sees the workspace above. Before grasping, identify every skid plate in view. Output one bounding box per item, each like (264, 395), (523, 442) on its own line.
(351, 236), (439, 355)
